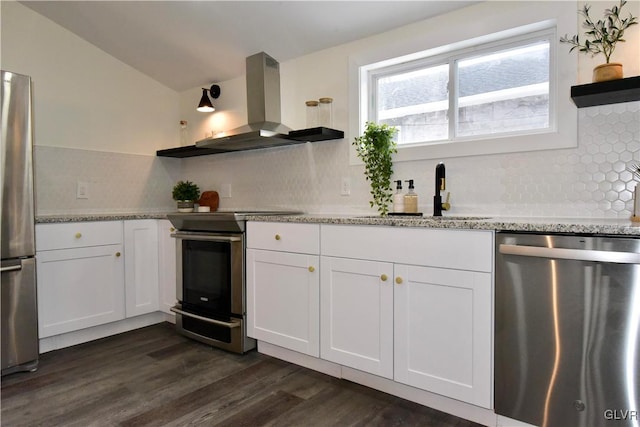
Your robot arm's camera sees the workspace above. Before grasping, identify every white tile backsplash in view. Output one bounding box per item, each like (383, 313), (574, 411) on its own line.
(34, 146), (180, 215)
(36, 102), (639, 219)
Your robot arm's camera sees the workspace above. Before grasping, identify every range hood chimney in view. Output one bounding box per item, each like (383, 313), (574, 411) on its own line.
(196, 52), (293, 151)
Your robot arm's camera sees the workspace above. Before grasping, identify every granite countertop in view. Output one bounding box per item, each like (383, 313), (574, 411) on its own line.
(245, 213), (640, 236)
(36, 212), (171, 223)
(36, 211), (640, 236)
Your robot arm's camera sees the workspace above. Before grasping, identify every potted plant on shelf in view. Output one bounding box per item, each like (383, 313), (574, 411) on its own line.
(560, 0), (637, 82)
(172, 180), (200, 212)
(353, 121), (398, 216)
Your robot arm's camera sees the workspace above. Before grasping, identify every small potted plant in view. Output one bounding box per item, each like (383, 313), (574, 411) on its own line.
(172, 180), (200, 212)
(560, 0), (637, 82)
(353, 121), (398, 216)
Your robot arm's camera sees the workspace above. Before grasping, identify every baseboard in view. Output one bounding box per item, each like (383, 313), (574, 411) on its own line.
(39, 311), (168, 353)
(257, 341), (342, 378)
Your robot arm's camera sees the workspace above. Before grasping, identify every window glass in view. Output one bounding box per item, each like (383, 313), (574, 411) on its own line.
(367, 31), (553, 148)
(376, 64), (449, 144)
(456, 41), (550, 137)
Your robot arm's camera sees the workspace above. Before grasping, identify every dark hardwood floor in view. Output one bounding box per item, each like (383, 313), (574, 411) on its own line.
(1, 323), (484, 426)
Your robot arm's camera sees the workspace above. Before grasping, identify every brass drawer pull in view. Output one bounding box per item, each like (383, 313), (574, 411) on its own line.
(75, 232), (82, 239)
(380, 274), (388, 282)
(395, 277), (403, 285)
(115, 252), (121, 257)
(308, 266), (315, 273)
(275, 234), (281, 241)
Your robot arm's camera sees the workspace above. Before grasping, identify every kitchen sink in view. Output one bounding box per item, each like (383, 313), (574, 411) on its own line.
(426, 216), (492, 221)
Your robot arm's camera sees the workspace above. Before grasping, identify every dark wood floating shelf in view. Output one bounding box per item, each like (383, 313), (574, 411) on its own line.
(571, 76), (640, 108)
(157, 127), (344, 158)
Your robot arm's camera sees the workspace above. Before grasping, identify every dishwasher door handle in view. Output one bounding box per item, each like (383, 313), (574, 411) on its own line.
(499, 244), (640, 264)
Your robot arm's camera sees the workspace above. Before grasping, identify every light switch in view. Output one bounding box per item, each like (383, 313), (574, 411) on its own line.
(76, 181), (89, 199)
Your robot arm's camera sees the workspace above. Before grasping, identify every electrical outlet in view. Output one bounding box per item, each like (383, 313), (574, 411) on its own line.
(341, 177), (351, 196)
(76, 181), (89, 199)
(220, 183), (232, 198)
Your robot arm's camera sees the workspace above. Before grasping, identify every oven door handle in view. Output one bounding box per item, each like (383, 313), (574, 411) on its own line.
(171, 233), (242, 242)
(170, 306), (242, 329)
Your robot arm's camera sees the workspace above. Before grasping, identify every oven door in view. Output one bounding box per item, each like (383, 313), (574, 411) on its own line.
(174, 231), (244, 317)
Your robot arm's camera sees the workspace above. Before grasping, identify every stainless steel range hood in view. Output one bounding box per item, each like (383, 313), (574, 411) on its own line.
(196, 52), (293, 152)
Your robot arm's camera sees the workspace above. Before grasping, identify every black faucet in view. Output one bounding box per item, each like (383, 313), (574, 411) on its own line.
(433, 162), (448, 216)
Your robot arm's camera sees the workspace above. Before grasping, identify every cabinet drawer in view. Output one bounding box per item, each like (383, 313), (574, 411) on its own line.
(321, 225), (493, 272)
(36, 221), (123, 251)
(247, 222), (319, 254)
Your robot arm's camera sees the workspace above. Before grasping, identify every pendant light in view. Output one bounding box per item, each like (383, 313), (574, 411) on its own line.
(197, 84), (221, 112)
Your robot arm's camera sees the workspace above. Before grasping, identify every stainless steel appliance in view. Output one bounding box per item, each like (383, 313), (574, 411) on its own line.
(495, 232), (640, 427)
(195, 52), (293, 152)
(1, 70), (39, 376)
(167, 211), (299, 354)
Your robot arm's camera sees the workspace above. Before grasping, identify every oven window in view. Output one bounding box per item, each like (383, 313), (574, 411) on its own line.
(182, 240), (231, 316)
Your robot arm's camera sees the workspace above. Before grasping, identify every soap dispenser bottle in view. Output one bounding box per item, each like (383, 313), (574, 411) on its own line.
(404, 180), (418, 213)
(393, 180), (405, 213)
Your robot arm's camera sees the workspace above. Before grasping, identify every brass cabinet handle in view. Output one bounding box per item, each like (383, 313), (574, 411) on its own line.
(115, 252), (121, 257)
(395, 277), (403, 285)
(380, 274), (388, 282)
(275, 234), (281, 241)
(308, 266), (315, 273)
(170, 227), (176, 232)
(75, 232), (82, 239)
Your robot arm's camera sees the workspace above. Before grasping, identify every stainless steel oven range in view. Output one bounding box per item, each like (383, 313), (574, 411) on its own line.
(167, 211), (299, 354)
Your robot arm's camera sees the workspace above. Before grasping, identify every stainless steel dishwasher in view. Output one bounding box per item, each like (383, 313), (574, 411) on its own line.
(495, 232), (640, 427)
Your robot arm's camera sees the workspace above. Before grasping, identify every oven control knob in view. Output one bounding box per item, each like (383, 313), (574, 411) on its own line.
(308, 266), (315, 273)
(275, 234), (281, 240)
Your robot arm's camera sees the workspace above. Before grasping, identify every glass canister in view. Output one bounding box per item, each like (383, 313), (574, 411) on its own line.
(305, 100), (319, 128)
(318, 97), (333, 128)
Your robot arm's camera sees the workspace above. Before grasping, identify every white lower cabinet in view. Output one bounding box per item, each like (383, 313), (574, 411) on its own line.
(247, 249), (319, 356)
(247, 222), (494, 409)
(157, 219), (177, 315)
(394, 264), (492, 409)
(36, 222), (126, 338)
(246, 222), (320, 357)
(320, 224), (494, 409)
(320, 256), (393, 379)
(124, 220), (159, 317)
(36, 219), (167, 339)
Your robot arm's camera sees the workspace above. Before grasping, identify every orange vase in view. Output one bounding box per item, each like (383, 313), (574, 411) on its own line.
(592, 63), (623, 82)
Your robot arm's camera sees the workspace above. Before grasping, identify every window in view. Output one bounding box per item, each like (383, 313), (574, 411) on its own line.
(350, 12), (577, 164)
(369, 31), (552, 146)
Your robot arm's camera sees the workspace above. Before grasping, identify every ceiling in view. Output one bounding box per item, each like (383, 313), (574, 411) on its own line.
(21, 1), (478, 92)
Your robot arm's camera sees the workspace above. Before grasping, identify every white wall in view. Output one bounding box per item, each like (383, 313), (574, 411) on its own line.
(179, 0), (640, 219)
(1, 2), (181, 214)
(1, 1), (180, 155)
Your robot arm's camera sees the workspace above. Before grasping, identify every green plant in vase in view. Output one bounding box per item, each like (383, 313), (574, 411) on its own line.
(353, 121), (398, 216)
(172, 180), (200, 212)
(560, 0), (637, 82)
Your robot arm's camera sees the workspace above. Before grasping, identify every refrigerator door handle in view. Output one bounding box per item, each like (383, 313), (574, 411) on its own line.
(1, 264), (22, 273)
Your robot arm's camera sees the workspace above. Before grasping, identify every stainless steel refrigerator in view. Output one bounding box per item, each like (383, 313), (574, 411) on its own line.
(1, 70), (39, 376)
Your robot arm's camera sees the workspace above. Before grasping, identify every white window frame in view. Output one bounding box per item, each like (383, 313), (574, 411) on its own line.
(349, 13), (577, 165)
